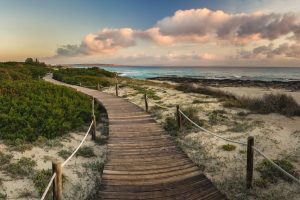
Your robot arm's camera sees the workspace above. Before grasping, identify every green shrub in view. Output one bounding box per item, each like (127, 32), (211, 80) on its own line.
(221, 144), (236, 151)
(208, 110), (228, 125)
(225, 94), (300, 116)
(0, 81), (97, 142)
(5, 157), (36, 178)
(163, 106), (204, 136)
(32, 169), (53, 196)
(256, 159), (298, 183)
(163, 116), (178, 136)
(58, 149), (72, 159)
(77, 146), (96, 158)
(0, 152), (13, 166)
(0, 192), (7, 199)
(180, 106), (204, 130)
(53, 67), (115, 87)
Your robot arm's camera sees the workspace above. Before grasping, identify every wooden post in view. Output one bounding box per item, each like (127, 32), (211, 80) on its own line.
(91, 114), (96, 140)
(52, 161), (62, 200)
(97, 83), (100, 91)
(91, 98), (96, 140)
(176, 105), (182, 130)
(115, 83), (119, 96)
(144, 94), (148, 112)
(246, 136), (254, 189)
(79, 82), (81, 86)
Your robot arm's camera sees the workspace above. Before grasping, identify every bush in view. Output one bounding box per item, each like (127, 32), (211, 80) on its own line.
(175, 83), (300, 117)
(0, 62), (98, 143)
(225, 94), (300, 116)
(5, 157), (36, 178)
(163, 106), (204, 136)
(180, 106), (204, 130)
(221, 144), (236, 151)
(53, 67), (115, 87)
(0, 81), (97, 142)
(76, 146), (96, 158)
(163, 116), (178, 136)
(32, 169), (53, 196)
(58, 149), (72, 159)
(208, 110), (228, 125)
(256, 159), (299, 183)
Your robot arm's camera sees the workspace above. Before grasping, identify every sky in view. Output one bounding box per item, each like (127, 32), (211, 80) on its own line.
(1, 0), (300, 67)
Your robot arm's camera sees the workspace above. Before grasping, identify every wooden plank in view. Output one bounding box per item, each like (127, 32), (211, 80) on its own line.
(45, 77), (228, 200)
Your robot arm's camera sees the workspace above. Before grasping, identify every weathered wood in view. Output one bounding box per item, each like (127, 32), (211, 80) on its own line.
(97, 83), (100, 91)
(246, 136), (254, 189)
(52, 161), (62, 200)
(115, 83), (118, 96)
(45, 76), (228, 200)
(176, 105), (182, 130)
(144, 94), (148, 112)
(91, 114), (96, 140)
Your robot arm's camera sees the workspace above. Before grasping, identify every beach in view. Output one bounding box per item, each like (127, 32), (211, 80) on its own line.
(100, 75), (300, 200)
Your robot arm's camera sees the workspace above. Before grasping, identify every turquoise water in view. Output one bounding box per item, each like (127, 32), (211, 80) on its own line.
(73, 66), (300, 82)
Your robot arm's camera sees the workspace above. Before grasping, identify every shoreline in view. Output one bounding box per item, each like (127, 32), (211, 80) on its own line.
(148, 76), (300, 91)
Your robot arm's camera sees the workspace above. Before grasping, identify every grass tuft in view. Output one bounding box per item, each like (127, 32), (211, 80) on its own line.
(221, 144), (236, 151)
(225, 94), (300, 116)
(5, 157), (36, 178)
(77, 146), (96, 158)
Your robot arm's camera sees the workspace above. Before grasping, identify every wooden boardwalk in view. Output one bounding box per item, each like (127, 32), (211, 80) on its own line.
(45, 76), (227, 200)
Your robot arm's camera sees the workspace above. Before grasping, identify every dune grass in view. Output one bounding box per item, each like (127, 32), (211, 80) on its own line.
(175, 83), (300, 116)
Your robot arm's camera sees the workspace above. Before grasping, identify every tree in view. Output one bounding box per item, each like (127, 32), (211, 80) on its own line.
(25, 58), (34, 64)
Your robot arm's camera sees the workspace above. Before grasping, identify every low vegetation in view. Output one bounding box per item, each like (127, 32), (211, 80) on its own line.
(53, 67), (116, 87)
(77, 146), (96, 158)
(208, 110), (228, 125)
(225, 94), (300, 116)
(5, 157), (36, 178)
(221, 144), (236, 151)
(163, 106), (203, 136)
(256, 159), (298, 184)
(0, 61), (99, 143)
(175, 83), (300, 116)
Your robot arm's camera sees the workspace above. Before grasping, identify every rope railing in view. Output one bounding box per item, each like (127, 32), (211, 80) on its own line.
(253, 147), (300, 184)
(146, 96), (169, 110)
(178, 108), (300, 186)
(51, 77), (300, 188)
(40, 121), (93, 200)
(178, 109), (247, 146)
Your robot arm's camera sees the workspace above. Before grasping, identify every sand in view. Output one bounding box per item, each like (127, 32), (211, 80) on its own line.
(103, 81), (300, 200)
(0, 126), (106, 200)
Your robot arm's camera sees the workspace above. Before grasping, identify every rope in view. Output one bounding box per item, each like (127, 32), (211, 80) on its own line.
(40, 173), (56, 200)
(253, 147), (300, 184)
(179, 109), (247, 146)
(40, 121), (93, 199)
(62, 122), (93, 167)
(179, 109), (300, 185)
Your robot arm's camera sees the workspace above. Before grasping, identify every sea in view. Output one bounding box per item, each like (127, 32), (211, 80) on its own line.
(72, 66), (300, 82)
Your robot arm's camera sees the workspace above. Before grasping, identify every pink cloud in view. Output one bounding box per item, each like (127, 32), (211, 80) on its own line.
(55, 8), (300, 58)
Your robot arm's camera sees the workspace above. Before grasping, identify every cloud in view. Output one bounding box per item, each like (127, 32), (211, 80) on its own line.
(55, 8), (300, 58)
(155, 9), (300, 44)
(239, 43), (300, 59)
(56, 28), (135, 56)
